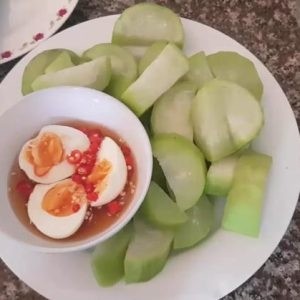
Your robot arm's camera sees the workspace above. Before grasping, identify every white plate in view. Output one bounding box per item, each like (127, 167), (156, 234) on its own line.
(0, 0), (78, 64)
(0, 15), (300, 300)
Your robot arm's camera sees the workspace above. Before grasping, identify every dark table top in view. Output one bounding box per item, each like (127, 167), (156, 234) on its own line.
(0, 0), (300, 299)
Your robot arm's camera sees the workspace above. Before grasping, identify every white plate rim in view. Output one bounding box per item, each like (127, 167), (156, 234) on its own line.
(0, 14), (299, 300)
(0, 0), (78, 64)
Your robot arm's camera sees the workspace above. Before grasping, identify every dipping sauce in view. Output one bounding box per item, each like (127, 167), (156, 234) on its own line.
(8, 121), (137, 242)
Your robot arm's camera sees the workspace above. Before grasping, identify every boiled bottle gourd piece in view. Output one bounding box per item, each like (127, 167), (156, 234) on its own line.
(124, 217), (173, 283)
(112, 3), (184, 48)
(222, 152), (272, 237)
(91, 223), (133, 286)
(122, 43), (189, 116)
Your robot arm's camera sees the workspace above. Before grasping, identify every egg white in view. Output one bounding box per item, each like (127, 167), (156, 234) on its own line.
(19, 125), (90, 184)
(90, 137), (127, 207)
(27, 179), (88, 239)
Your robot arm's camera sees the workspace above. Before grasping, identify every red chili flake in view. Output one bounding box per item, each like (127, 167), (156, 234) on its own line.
(81, 151), (96, 165)
(57, 8), (67, 17)
(71, 173), (84, 184)
(84, 182), (95, 193)
(72, 203), (80, 213)
(106, 200), (122, 215)
(88, 132), (103, 145)
(88, 142), (100, 154)
(33, 33), (44, 41)
(87, 192), (98, 202)
(67, 149), (82, 164)
(76, 164), (93, 176)
(1, 51), (12, 59)
(16, 180), (34, 199)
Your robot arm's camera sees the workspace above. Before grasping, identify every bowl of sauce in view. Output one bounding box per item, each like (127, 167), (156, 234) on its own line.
(0, 86), (152, 252)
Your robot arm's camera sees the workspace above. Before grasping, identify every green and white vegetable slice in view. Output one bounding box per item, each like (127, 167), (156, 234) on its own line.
(112, 3), (184, 48)
(207, 51), (263, 100)
(22, 49), (80, 95)
(140, 181), (187, 229)
(124, 217), (173, 283)
(184, 51), (214, 88)
(82, 43), (138, 98)
(31, 57), (111, 92)
(222, 152), (272, 237)
(152, 133), (207, 211)
(151, 81), (197, 141)
(138, 41), (168, 75)
(174, 196), (213, 250)
(122, 43), (189, 116)
(151, 157), (167, 189)
(205, 154), (239, 197)
(91, 223), (132, 286)
(192, 79), (263, 162)
(44, 51), (75, 74)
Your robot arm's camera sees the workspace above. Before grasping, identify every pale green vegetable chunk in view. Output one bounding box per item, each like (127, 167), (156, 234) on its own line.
(151, 81), (197, 141)
(83, 43), (137, 98)
(205, 154), (239, 197)
(184, 51), (214, 88)
(22, 49), (79, 95)
(207, 51), (263, 100)
(222, 152), (272, 237)
(139, 41), (168, 75)
(174, 196), (213, 249)
(192, 79), (263, 162)
(91, 223), (133, 286)
(122, 43), (189, 116)
(112, 3), (184, 48)
(124, 217), (173, 283)
(152, 133), (207, 211)
(31, 57), (111, 92)
(140, 181), (187, 228)
(44, 51), (74, 74)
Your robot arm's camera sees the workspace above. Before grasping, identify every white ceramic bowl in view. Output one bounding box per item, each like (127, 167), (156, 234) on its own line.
(0, 86), (152, 253)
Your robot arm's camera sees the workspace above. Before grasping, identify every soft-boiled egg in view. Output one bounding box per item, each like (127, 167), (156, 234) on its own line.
(88, 137), (128, 207)
(27, 179), (88, 239)
(19, 125), (90, 184)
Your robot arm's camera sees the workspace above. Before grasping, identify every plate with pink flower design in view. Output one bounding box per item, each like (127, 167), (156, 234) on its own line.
(0, 0), (78, 64)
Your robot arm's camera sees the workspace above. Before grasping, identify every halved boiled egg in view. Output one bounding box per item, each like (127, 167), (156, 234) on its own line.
(27, 179), (88, 239)
(88, 137), (127, 207)
(19, 125), (90, 184)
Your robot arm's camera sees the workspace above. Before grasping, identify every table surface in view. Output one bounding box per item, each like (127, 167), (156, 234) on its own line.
(0, 0), (299, 299)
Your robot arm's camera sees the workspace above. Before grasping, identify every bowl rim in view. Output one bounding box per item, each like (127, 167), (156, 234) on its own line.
(0, 86), (153, 253)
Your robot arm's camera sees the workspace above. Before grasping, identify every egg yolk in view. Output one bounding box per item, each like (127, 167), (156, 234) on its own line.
(88, 159), (112, 193)
(42, 181), (86, 217)
(26, 132), (64, 176)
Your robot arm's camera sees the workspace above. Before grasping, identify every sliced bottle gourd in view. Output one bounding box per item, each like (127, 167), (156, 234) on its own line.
(151, 81), (197, 141)
(22, 49), (80, 95)
(44, 51), (75, 74)
(91, 223), (133, 286)
(140, 181), (187, 229)
(205, 154), (240, 197)
(112, 3), (184, 48)
(222, 151), (272, 237)
(192, 79), (263, 162)
(124, 217), (174, 283)
(31, 57), (111, 92)
(207, 51), (263, 100)
(138, 41), (168, 75)
(152, 133), (207, 211)
(184, 51), (214, 88)
(122, 43), (189, 116)
(174, 196), (213, 250)
(82, 43), (138, 98)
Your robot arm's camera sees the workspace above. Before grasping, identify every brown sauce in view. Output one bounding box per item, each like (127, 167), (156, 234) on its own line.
(8, 121), (137, 242)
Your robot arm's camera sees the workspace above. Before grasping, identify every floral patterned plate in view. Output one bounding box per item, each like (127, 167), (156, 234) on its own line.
(0, 0), (78, 64)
